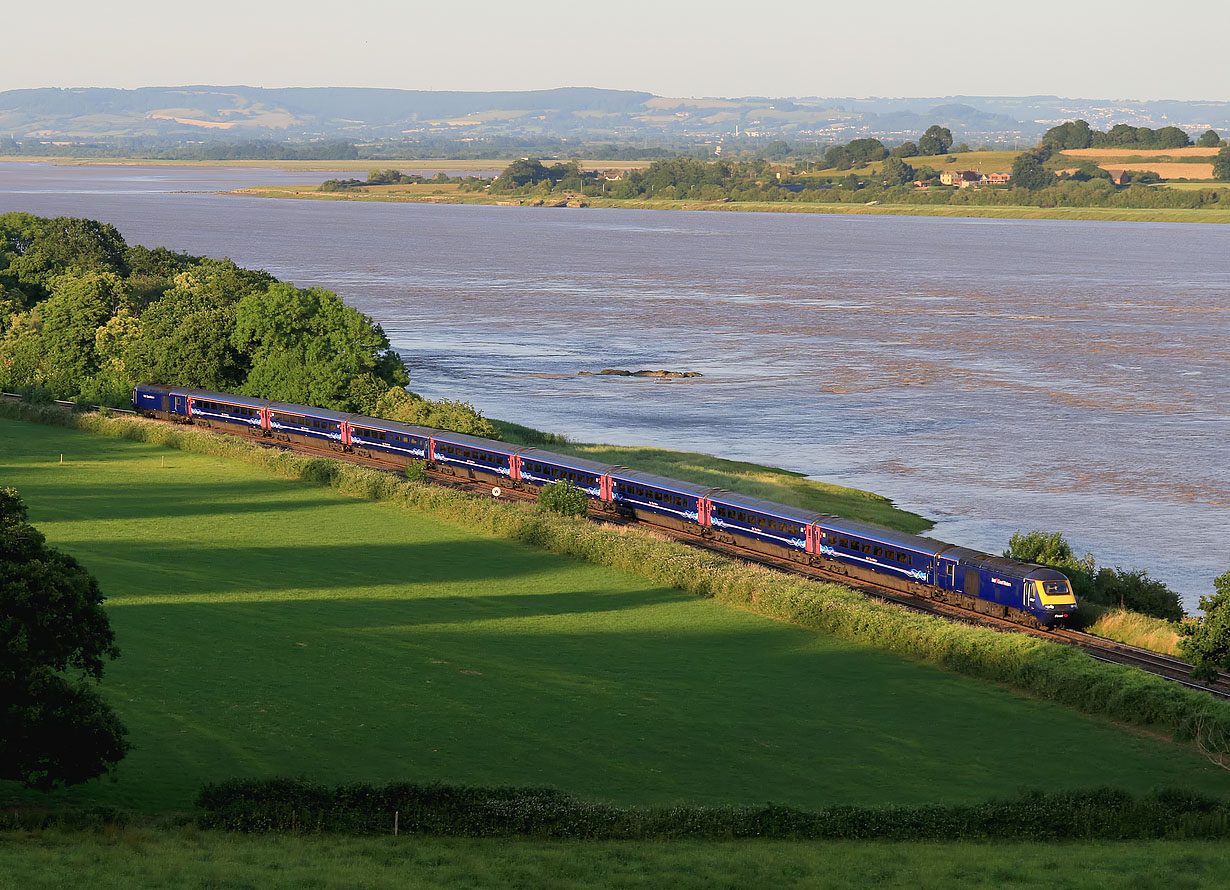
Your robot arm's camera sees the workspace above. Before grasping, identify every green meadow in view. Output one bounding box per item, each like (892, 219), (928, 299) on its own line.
(3, 832), (1229, 890)
(4, 416), (1230, 817)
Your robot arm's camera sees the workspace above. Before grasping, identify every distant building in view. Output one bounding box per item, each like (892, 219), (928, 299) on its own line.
(940, 169), (1011, 188)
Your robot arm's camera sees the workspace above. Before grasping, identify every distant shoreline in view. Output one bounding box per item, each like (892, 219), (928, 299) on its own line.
(228, 184), (1230, 225)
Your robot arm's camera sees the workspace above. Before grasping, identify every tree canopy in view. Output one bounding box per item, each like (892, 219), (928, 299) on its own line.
(918, 125), (954, 156)
(1, 488), (128, 789)
(0, 213), (410, 415)
(1214, 146), (1230, 181)
(1180, 572), (1230, 683)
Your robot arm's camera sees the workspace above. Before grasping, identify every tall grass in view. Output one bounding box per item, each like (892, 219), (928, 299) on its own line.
(6, 400), (1230, 758)
(1089, 609), (1183, 656)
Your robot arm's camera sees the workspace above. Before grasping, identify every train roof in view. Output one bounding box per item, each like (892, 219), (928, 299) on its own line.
(345, 415), (446, 441)
(517, 447), (617, 476)
(164, 385), (273, 409)
(425, 428), (524, 455)
(820, 516), (954, 556)
(266, 400), (352, 423)
(707, 488), (834, 525)
(608, 466), (717, 498)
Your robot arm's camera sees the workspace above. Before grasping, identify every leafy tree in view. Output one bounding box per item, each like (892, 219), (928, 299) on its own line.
(880, 156), (916, 187)
(1042, 119), (1093, 150)
(1197, 129), (1222, 148)
(0, 214), (129, 302)
(918, 125), (953, 156)
(1, 488), (128, 789)
(493, 158), (550, 189)
(232, 282), (408, 414)
(538, 479), (589, 516)
(1214, 145), (1230, 181)
(1011, 151), (1057, 190)
(890, 141), (919, 158)
(1179, 572), (1230, 683)
(373, 387), (499, 439)
(1004, 530), (1095, 596)
(1088, 567), (1183, 621)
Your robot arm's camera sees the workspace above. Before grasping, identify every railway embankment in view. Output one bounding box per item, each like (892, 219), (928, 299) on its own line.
(5, 398), (1229, 763)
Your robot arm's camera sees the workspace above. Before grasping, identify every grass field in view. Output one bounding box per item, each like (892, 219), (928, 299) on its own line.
(5, 416), (1230, 817)
(4, 831), (1229, 890)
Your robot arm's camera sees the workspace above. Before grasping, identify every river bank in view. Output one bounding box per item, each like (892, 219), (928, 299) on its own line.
(230, 182), (1230, 224)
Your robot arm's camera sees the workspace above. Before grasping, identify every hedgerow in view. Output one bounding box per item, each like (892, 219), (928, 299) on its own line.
(195, 778), (1230, 839)
(4, 400), (1230, 757)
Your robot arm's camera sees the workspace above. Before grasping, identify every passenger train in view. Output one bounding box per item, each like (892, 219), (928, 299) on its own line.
(133, 382), (1078, 628)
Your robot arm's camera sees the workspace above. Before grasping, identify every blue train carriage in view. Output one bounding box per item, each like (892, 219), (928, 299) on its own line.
(183, 388), (270, 433)
(512, 448), (614, 501)
(428, 431), (521, 487)
(266, 400), (349, 448)
(347, 417), (433, 465)
(132, 382), (183, 418)
(933, 548), (1076, 627)
(706, 490), (828, 564)
(815, 518), (946, 594)
(608, 469), (713, 534)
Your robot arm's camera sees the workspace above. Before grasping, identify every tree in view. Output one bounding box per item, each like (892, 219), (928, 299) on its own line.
(1214, 145), (1230, 181)
(1197, 129), (1222, 148)
(1089, 567), (1184, 621)
(231, 282), (409, 413)
(1, 488), (128, 789)
(1042, 120), (1093, 151)
(1004, 530), (1095, 597)
(1011, 151), (1057, 190)
(918, 125), (954, 156)
(1180, 572), (1230, 683)
(880, 156), (916, 187)
(890, 141), (919, 158)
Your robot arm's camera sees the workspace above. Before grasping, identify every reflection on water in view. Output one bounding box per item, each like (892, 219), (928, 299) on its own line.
(1, 163), (1227, 610)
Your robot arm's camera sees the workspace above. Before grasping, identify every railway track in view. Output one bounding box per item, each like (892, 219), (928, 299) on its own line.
(170, 417), (1230, 699)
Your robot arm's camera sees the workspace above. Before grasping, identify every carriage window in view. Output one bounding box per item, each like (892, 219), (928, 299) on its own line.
(898, 553), (909, 564)
(839, 538), (848, 548)
(863, 543), (873, 553)
(873, 547), (883, 558)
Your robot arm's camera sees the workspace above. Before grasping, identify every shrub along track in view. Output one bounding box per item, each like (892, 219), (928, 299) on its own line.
(197, 413), (1230, 701)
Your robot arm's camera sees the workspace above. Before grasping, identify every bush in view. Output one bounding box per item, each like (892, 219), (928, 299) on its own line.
(196, 778), (1230, 840)
(537, 480), (588, 516)
(1088, 567), (1184, 621)
(404, 460), (427, 483)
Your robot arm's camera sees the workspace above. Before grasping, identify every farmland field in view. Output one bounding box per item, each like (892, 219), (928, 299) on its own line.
(4, 416), (1230, 815)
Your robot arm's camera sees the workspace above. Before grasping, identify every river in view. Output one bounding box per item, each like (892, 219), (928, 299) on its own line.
(1, 162), (1227, 610)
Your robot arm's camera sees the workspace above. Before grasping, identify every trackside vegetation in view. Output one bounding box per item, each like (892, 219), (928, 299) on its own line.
(5, 400), (1230, 766)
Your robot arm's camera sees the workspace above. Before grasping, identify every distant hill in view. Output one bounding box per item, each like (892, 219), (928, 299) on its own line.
(3, 86), (1229, 148)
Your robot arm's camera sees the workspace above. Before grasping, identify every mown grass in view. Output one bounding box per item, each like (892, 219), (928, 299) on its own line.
(1089, 609), (1183, 656)
(5, 414), (1230, 816)
(491, 419), (931, 534)
(3, 831), (1230, 890)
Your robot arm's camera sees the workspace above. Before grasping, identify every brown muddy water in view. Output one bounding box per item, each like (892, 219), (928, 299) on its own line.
(1, 163), (1226, 610)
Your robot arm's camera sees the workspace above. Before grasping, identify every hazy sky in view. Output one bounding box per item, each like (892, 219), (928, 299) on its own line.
(5, 0), (1228, 100)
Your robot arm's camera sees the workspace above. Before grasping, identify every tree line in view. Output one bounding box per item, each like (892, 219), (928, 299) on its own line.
(0, 213), (497, 436)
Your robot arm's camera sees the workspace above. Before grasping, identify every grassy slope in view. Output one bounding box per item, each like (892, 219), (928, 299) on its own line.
(4, 832), (1229, 890)
(492, 420), (931, 534)
(4, 417), (1230, 816)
